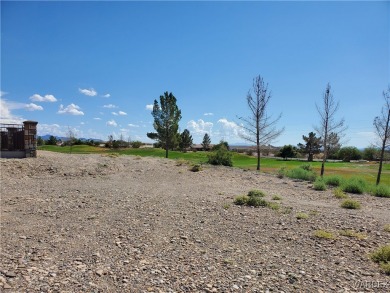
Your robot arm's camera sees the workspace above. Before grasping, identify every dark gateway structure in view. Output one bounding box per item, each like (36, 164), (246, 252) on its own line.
(0, 121), (38, 158)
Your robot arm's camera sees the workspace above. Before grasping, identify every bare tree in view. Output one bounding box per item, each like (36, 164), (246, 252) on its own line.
(373, 86), (390, 185)
(239, 75), (284, 171)
(67, 127), (76, 154)
(315, 83), (346, 176)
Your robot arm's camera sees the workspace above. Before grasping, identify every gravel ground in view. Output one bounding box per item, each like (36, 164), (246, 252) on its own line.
(1, 151), (389, 292)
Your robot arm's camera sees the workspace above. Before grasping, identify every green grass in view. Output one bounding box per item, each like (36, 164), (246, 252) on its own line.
(38, 146), (390, 186)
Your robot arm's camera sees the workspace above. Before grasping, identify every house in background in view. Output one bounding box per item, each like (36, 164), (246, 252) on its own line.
(0, 121), (38, 158)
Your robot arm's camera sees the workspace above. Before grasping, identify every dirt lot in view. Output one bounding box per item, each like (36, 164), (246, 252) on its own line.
(1, 151), (389, 292)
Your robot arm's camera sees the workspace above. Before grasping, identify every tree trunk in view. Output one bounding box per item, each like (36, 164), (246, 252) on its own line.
(376, 146), (385, 185)
(257, 145), (261, 171)
(165, 145), (168, 158)
(308, 153), (313, 162)
(376, 108), (390, 185)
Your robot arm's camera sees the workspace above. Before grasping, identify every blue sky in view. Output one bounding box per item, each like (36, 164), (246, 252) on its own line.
(1, 1), (389, 147)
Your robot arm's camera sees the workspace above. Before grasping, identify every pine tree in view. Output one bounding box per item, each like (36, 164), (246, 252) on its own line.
(202, 133), (211, 151)
(179, 129), (193, 152)
(147, 92), (182, 158)
(298, 132), (322, 162)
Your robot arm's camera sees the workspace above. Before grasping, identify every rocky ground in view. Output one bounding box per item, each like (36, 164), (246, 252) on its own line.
(1, 151), (389, 292)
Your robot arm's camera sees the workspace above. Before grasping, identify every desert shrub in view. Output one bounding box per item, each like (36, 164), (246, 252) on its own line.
(384, 224), (390, 233)
(286, 167), (316, 182)
(313, 178), (327, 191)
(340, 199), (361, 209)
(207, 145), (233, 167)
(342, 177), (367, 194)
(268, 202), (280, 210)
(314, 230), (335, 239)
(300, 164), (313, 171)
(233, 195), (249, 205)
(223, 203), (231, 210)
(333, 188), (348, 199)
(296, 212), (309, 219)
(371, 185), (390, 198)
(175, 159), (188, 166)
(280, 206), (293, 214)
(338, 229), (367, 240)
(370, 245), (390, 275)
(131, 141), (143, 148)
(272, 195), (282, 200)
(212, 141), (230, 151)
(190, 164), (202, 172)
(247, 196), (269, 207)
(324, 175), (344, 187)
(277, 167), (286, 179)
(248, 189), (266, 197)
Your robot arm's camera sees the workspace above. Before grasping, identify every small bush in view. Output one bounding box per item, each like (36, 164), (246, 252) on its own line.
(131, 141), (143, 148)
(314, 230), (335, 240)
(342, 177), (367, 194)
(339, 229), (367, 240)
(207, 146), (233, 167)
(248, 190), (266, 197)
(333, 188), (348, 199)
(287, 168), (316, 182)
(223, 203), (231, 210)
(370, 245), (390, 275)
(384, 224), (390, 233)
(272, 195), (282, 200)
(233, 195), (249, 205)
(324, 175), (344, 187)
(313, 178), (327, 191)
(247, 196), (269, 207)
(277, 167), (286, 179)
(280, 206), (293, 214)
(340, 199), (361, 209)
(300, 164), (313, 171)
(296, 212), (309, 219)
(190, 164), (202, 172)
(371, 185), (390, 198)
(268, 202), (280, 210)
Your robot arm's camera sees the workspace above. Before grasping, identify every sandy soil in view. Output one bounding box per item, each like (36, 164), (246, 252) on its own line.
(1, 151), (389, 292)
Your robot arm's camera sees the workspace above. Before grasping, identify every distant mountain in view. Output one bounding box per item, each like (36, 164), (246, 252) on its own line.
(40, 134), (104, 142)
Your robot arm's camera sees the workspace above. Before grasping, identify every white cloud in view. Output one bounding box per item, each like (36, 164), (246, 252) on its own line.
(25, 103), (43, 111)
(187, 119), (213, 135)
(37, 124), (84, 138)
(128, 123), (139, 127)
(102, 93), (111, 98)
(118, 111), (127, 116)
(146, 104), (153, 111)
(103, 104), (117, 109)
(57, 103), (84, 115)
(1, 91), (8, 97)
(79, 88), (97, 97)
(80, 122), (85, 125)
(29, 94), (57, 102)
(0, 98), (24, 123)
(204, 112), (214, 116)
(217, 118), (244, 138)
(93, 117), (102, 120)
(112, 112), (118, 116)
(106, 120), (117, 127)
